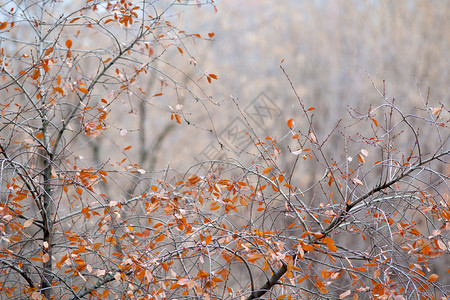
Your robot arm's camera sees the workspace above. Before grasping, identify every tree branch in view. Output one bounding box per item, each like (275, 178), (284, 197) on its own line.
(246, 149), (449, 299)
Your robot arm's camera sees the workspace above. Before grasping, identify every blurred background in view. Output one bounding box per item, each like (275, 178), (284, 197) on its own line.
(141, 0), (449, 173)
(2, 0), (448, 192)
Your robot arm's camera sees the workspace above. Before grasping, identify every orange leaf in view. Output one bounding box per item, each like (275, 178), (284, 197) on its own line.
(174, 114), (182, 124)
(205, 235), (212, 245)
(287, 118), (294, 129)
(177, 46), (183, 54)
(302, 244), (314, 251)
(32, 68), (40, 80)
(257, 184), (266, 191)
(42, 253), (50, 263)
(66, 39), (72, 48)
(208, 73), (218, 80)
(247, 253), (265, 263)
(358, 154), (365, 164)
(311, 232), (324, 238)
(23, 218), (34, 228)
(263, 167), (273, 174)
(30, 257), (43, 262)
(124, 145), (131, 151)
(155, 233), (165, 242)
(326, 242), (337, 252)
(14, 193), (27, 201)
(339, 290), (351, 299)
(408, 228), (420, 236)
(54, 86), (64, 94)
(78, 87), (88, 94)
(208, 32), (215, 38)
(76, 187), (83, 195)
(432, 107), (442, 115)
(428, 274), (439, 282)
(36, 132), (44, 139)
(0, 22), (7, 30)
(44, 47), (54, 56)
(161, 262), (169, 271)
